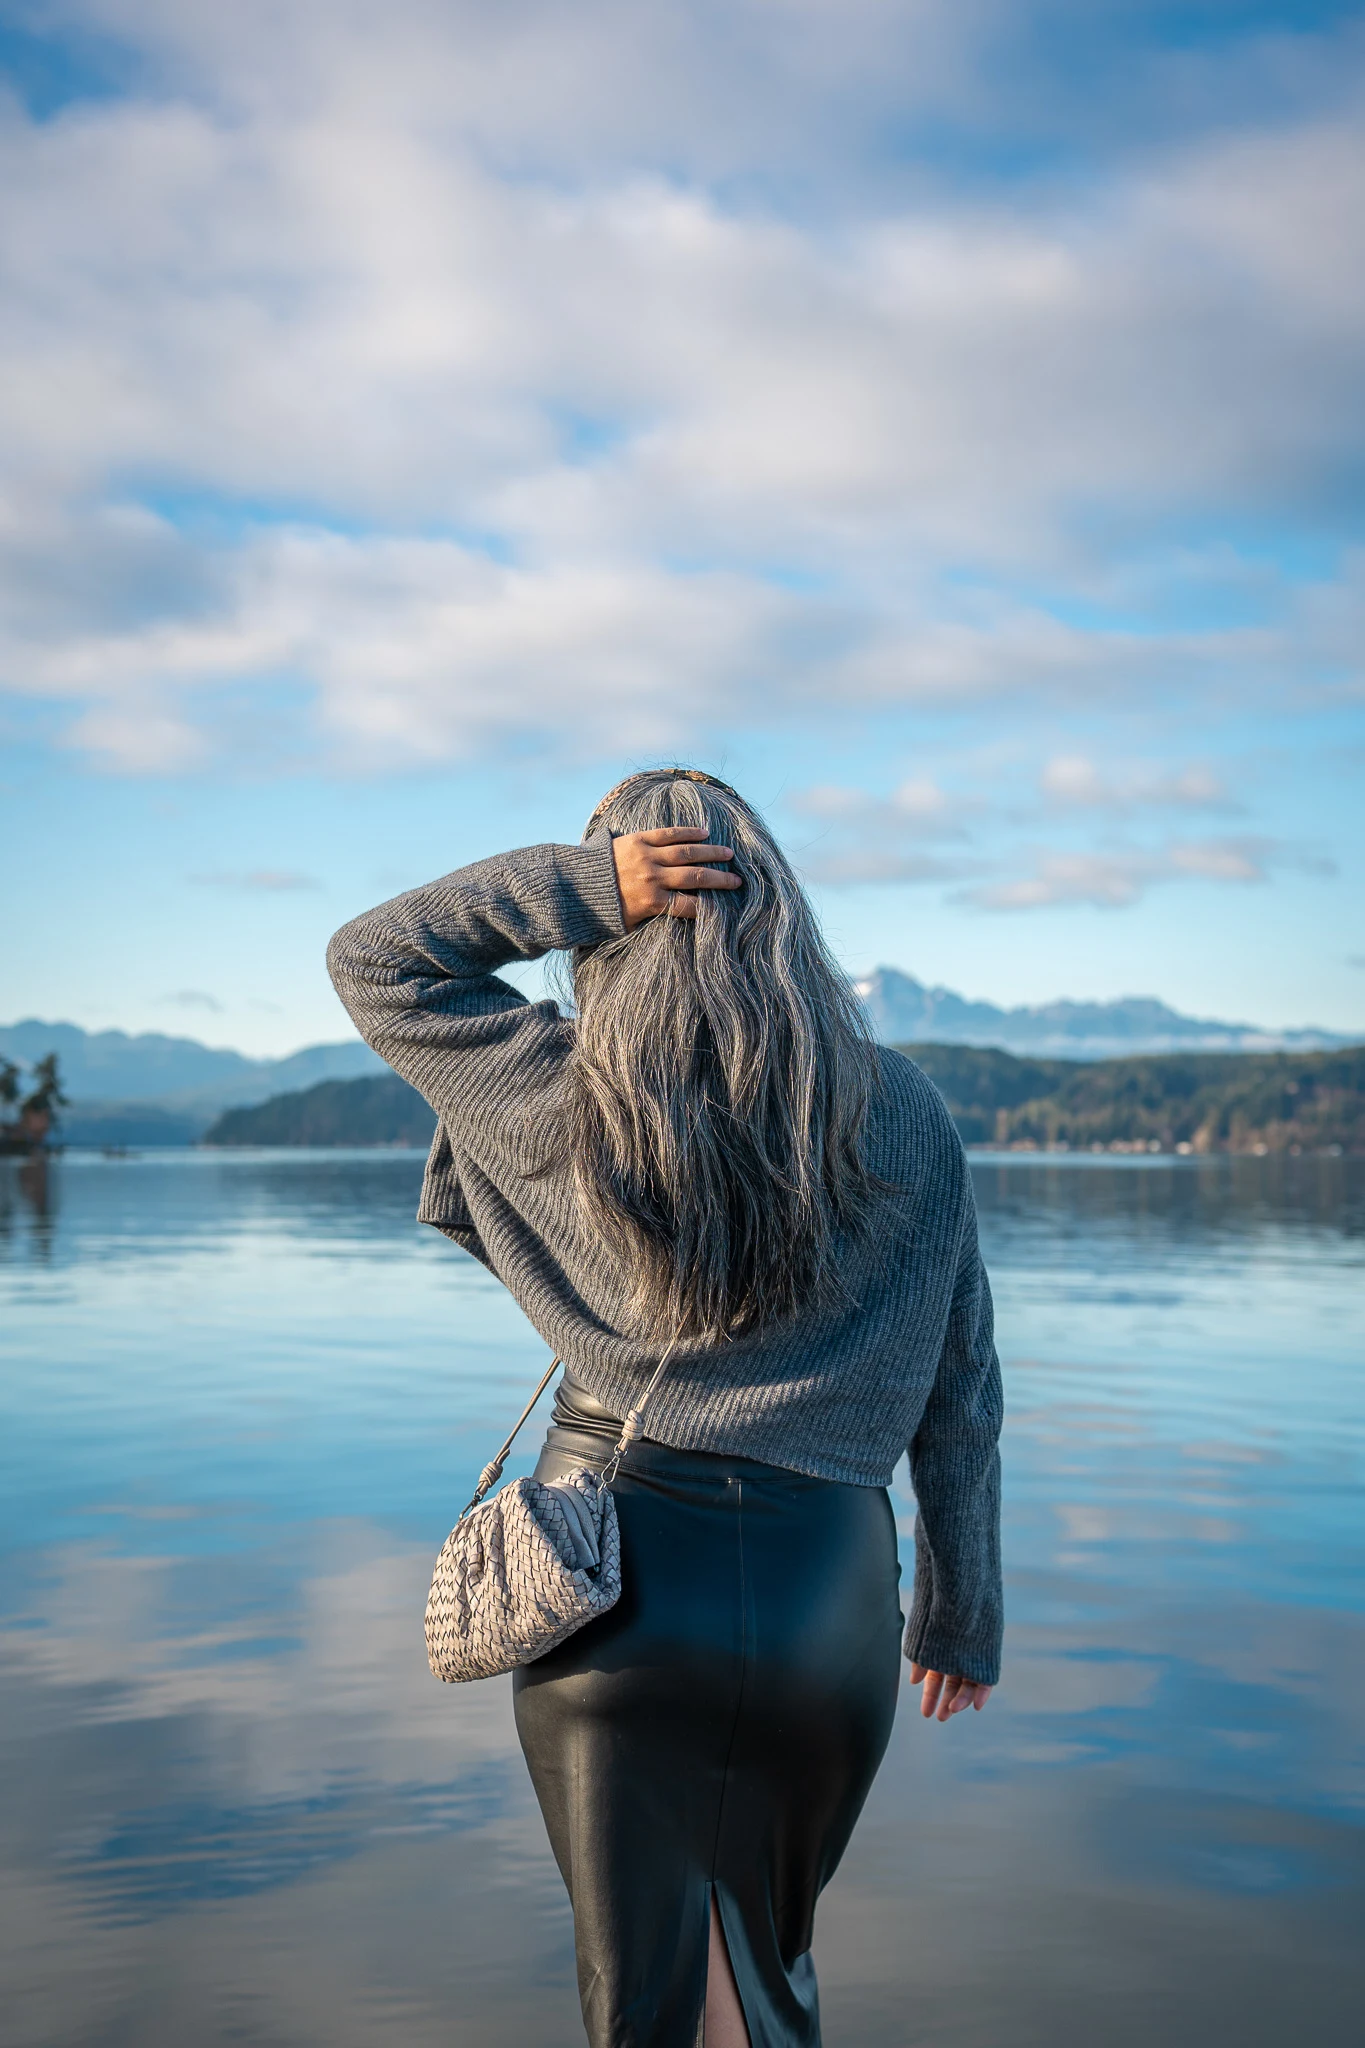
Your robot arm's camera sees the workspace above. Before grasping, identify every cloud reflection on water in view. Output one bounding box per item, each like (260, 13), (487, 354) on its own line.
(0, 1150), (1361, 2044)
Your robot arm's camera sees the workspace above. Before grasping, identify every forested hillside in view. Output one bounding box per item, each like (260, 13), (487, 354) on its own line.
(202, 1043), (1365, 1154)
(205, 1074), (436, 1147)
(902, 1043), (1365, 1153)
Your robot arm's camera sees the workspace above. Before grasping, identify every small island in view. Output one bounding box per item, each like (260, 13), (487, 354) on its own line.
(0, 1054), (68, 1156)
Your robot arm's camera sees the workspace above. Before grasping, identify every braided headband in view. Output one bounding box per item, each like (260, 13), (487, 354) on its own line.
(582, 767), (743, 841)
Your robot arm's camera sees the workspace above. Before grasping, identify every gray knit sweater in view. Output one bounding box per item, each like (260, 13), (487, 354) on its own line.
(327, 833), (1004, 1685)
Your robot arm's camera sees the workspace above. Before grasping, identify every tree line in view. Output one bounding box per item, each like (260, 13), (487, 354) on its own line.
(202, 1044), (1364, 1155)
(905, 1043), (1364, 1154)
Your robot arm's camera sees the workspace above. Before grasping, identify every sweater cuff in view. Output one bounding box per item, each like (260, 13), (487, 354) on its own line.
(902, 1610), (1001, 1689)
(571, 827), (627, 942)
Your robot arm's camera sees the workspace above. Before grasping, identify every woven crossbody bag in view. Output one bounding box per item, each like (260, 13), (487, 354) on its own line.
(425, 1348), (675, 1683)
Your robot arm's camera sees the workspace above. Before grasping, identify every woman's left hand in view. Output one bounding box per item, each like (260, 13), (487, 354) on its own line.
(910, 1663), (993, 1721)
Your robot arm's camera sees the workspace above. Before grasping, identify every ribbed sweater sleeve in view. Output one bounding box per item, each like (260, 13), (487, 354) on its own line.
(902, 1173), (1005, 1687)
(325, 833), (625, 1113)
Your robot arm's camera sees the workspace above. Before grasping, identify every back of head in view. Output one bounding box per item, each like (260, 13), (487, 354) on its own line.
(562, 769), (881, 1343)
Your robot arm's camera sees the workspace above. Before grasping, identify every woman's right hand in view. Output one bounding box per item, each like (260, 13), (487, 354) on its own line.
(611, 827), (742, 930)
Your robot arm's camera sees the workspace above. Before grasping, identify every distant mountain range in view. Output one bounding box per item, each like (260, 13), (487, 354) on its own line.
(852, 969), (1354, 1060)
(4, 975), (1359, 1151)
(0, 1019), (383, 1112)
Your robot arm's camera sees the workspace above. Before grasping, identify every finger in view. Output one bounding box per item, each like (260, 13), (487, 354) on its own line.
(939, 1676), (969, 1721)
(666, 891), (697, 919)
(972, 1685), (992, 1711)
(653, 842), (735, 867)
(657, 866), (742, 892)
(637, 826), (712, 845)
(909, 1663), (926, 1684)
(920, 1670), (945, 1719)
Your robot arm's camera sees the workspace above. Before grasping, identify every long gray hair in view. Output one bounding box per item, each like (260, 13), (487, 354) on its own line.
(551, 769), (882, 1344)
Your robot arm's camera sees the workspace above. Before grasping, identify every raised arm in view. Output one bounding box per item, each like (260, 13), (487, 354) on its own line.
(904, 1167), (1004, 1710)
(325, 825), (743, 1122)
(325, 833), (627, 1112)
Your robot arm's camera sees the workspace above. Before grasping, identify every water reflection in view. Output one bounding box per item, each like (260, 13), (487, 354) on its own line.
(1, 1151), (1361, 2045)
(0, 1148), (56, 1260)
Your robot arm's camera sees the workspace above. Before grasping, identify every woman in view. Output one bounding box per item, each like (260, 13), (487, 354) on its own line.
(328, 768), (1002, 2048)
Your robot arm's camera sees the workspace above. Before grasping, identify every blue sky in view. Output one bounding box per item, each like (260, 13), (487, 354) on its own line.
(1, 0), (1363, 1055)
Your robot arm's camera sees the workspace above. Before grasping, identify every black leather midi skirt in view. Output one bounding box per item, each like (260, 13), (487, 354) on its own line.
(513, 1374), (904, 2048)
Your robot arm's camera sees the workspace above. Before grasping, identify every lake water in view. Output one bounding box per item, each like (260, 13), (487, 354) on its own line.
(2, 1148), (1362, 2047)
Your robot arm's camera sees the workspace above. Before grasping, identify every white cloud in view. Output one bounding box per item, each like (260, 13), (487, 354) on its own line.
(1164, 841), (1265, 885)
(61, 701), (208, 773)
(790, 774), (978, 882)
(961, 835), (1327, 911)
(0, 4), (1361, 771)
(158, 987), (224, 1010)
(190, 869), (322, 890)
(1039, 755), (1232, 811)
(799, 847), (973, 885)
(780, 734), (1342, 906)
(793, 776), (963, 829)
(5, 522), (809, 769)
(965, 850), (1165, 910)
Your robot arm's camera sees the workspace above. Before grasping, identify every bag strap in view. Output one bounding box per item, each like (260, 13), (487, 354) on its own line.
(457, 1356), (562, 1523)
(601, 1339), (678, 1486)
(456, 1338), (680, 1522)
